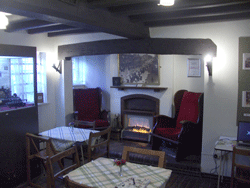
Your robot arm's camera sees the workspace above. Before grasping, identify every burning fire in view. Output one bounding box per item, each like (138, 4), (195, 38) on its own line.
(132, 127), (151, 134)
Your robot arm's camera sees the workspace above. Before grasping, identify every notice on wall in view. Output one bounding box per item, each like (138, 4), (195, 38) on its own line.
(187, 58), (201, 77)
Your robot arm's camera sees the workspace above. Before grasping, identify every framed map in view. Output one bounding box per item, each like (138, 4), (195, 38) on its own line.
(118, 54), (159, 85)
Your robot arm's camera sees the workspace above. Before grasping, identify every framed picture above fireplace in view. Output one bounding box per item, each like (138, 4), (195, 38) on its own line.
(118, 54), (159, 85)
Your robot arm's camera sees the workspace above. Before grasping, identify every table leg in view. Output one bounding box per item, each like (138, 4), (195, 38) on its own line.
(221, 152), (227, 183)
(217, 150), (223, 188)
(80, 146), (84, 165)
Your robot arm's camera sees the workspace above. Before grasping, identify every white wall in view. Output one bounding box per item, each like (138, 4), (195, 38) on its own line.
(1, 18), (250, 176)
(150, 19), (250, 175)
(173, 55), (204, 94)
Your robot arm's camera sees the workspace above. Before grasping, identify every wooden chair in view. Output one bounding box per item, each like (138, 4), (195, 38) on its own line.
(230, 146), (250, 188)
(122, 146), (166, 168)
(26, 132), (62, 188)
(46, 146), (80, 188)
(64, 176), (93, 188)
(87, 125), (112, 162)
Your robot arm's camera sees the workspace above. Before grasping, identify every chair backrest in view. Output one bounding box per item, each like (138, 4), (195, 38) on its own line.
(64, 176), (93, 188)
(173, 90), (187, 119)
(122, 146), (166, 168)
(46, 146), (81, 188)
(230, 146), (250, 187)
(26, 132), (57, 160)
(73, 88), (102, 120)
(87, 126), (112, 162)
(176, 91), (203, 130)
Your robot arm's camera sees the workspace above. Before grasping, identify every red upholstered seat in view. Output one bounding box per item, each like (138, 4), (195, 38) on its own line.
(151, 90), (204, 161)
(74, 88), (109, 129)
(154, 91), (201, 141)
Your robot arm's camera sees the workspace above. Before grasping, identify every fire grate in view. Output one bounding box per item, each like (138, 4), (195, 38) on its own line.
(121, 126), (151, 142)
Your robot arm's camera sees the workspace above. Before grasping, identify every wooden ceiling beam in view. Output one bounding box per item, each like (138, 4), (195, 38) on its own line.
(130, 3), (250, 22)
(86, 0), (158, 8)
(0, 0), (149, 39)
(109, 1), (250, 16)
(58, 38), (217, 60)
(27, 24), (75, 34)
(144, 12), (250, 27)
(48, 28), (97, 37)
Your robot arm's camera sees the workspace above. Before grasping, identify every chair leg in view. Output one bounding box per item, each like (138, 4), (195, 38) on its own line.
(26, 158), (31, 185)
(26, 137), (31, 186)
(152, 137), (161, 150)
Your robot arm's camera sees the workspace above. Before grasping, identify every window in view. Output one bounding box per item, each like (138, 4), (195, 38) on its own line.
(37, 52), (47, 103)
(10, 57), (34, 103)
(72, 56), (85, 86)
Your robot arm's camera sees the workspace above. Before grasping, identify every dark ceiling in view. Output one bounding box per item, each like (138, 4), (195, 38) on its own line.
(2, 0), (250, 38)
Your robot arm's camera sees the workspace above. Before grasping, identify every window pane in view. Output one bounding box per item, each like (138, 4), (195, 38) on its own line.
(72, 56), (85, 85)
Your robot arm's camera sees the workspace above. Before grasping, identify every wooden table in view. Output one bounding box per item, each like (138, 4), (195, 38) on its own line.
(39, 126), (99, 162)
(64, 157), (172, 188)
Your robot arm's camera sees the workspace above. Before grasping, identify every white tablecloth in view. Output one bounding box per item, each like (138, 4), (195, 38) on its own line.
(39, 126), (99, 151)
(65, 157), (172, 188)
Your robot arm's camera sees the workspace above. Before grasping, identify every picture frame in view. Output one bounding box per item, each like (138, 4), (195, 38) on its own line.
(243, 53), (250, 70)
(118, 54), (159, 85)
(187, 58), (201, 77)
(242, 91), (250, 107)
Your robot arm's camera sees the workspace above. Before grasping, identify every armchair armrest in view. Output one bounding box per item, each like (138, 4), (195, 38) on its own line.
(99, 109), (110, 122)
(153, 115), (176, 132)
(73, 111), (78, 120)
(178, 121), (200, 143)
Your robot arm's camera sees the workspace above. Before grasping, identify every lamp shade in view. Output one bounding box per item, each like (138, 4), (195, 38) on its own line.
(0, 12), (9, 29)
(158, 0), (175, 6)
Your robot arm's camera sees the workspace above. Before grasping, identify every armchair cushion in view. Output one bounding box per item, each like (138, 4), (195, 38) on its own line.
(154, 127), (181, 141)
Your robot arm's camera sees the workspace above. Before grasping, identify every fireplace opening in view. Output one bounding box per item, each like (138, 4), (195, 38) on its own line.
(121, 94), (159, 142)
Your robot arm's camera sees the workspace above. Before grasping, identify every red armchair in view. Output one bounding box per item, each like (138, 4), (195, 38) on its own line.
(151, 90), (204, 161)
(73, 88), (110, 130)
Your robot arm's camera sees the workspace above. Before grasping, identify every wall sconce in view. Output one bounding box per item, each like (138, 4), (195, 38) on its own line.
(206, 61), (212, 76)
(52, 60), (62, 74)
(204, 55), (212, 76)
(158, 0), (175, 6)
(0, 12), (9, 29)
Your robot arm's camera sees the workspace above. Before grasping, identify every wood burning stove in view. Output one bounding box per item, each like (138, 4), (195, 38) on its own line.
(121, 94), (159, 142)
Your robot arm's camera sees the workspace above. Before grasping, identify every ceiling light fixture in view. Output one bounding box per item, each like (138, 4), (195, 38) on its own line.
(158, 0), (175, 6)
(0, 12), (9, 29)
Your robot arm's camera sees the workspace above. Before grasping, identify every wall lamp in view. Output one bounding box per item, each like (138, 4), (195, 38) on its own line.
(52, 60), (62, 74)
(0, 12), (10, 29)
(158, 0), (175, 6)
(204, 55), (212, 76)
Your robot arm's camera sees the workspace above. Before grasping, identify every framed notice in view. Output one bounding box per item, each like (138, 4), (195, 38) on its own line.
(187, 58), (201, 77)
(243, 53), (250, 70)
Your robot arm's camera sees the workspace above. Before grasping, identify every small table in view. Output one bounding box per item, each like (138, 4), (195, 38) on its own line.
(214, 136), (237, 188)
(39, 126), (99, 162)
(64, 157), (172, 188)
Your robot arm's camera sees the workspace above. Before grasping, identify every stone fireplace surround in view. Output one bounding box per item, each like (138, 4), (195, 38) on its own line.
(121, 94), (159, 142)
